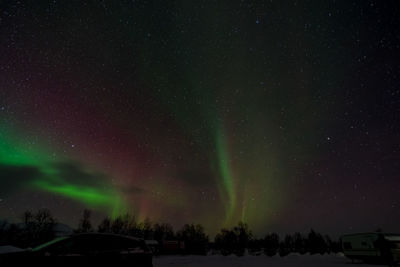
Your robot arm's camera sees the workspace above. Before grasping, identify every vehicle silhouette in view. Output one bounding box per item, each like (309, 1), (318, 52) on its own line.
(0, 232), (153, 266)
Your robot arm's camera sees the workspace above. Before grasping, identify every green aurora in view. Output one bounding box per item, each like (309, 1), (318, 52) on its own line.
(0, 127), (126, 218)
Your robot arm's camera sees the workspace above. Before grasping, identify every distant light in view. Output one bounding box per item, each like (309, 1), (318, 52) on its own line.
(256, 19), (260, 24)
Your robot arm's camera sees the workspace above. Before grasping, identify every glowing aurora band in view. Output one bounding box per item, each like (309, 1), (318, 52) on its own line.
(0, 129), (48, 167)
(216, 125), (236, 224)
(32, 180), (127, 218)
(0, 128), (127, 217)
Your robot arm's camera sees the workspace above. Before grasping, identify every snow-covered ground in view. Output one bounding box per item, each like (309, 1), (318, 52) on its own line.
(0, 245), (25, 254)
(154, 253), (381, 267)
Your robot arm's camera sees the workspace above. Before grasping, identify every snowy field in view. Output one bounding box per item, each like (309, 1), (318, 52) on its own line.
(153, 253), (383, 267)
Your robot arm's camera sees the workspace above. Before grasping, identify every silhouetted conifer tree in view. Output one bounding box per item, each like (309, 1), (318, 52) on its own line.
(264, 232), (280, 256)
(307, 229), (327, 254)
(293, 232), (306, 254)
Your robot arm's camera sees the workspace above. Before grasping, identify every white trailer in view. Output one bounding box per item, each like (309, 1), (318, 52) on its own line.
(341, 233), (400, 263)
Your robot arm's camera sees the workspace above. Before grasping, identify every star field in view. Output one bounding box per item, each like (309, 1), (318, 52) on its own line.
(0, 0), (399, 236)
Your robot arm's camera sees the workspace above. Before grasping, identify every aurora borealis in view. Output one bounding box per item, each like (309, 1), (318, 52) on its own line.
(1, 1), (400, 236)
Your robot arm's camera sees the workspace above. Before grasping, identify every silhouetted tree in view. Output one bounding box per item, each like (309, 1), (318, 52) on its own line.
(284, 234), (294, 251)
(327, 235), (342, 253)
(34, 208), (56, 245)
(324, 235), (333, 254)
(98, 217), (111, 233)
(215, 228), (237, 256)
(234, 222), (252, 256)
(15, 209), (56, 248)
(20, 210), (35, 245)
(23, 210), (34, 225)
(307, 229), (327, 254)
(98, 214), (138, 235)
(248, 238), (263, 255)
(279, 241), (290, 257)
(143, 217), (153, 240)
(264, 232), (280, 256)
(76, 209), (93, 233)
(121, 214), (137, 236)
(293, 232), (306, 254)
(278, 234), (293, 257)
(177, 224), (209, 255)
(111, 216), (125, 234)
(154, 223), (175, 242)
(215, 222), (252, 256)
(0, 208), (345, 257)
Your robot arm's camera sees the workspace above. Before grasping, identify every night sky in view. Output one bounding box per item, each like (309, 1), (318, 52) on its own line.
(0, 0), (399, 236)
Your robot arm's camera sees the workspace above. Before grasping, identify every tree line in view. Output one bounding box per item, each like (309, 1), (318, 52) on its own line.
(0, 208), (341, 256)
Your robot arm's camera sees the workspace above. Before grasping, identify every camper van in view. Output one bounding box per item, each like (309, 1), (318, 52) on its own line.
(341, 233), (400, 263)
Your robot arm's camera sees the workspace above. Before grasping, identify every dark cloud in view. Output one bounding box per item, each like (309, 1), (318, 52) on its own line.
(0, 164), (41, 195)
(0, 160), (146, 202)
(50, 161), (110, 187)
(51, 161), (146, 196)
(0, 161), (115, 197)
